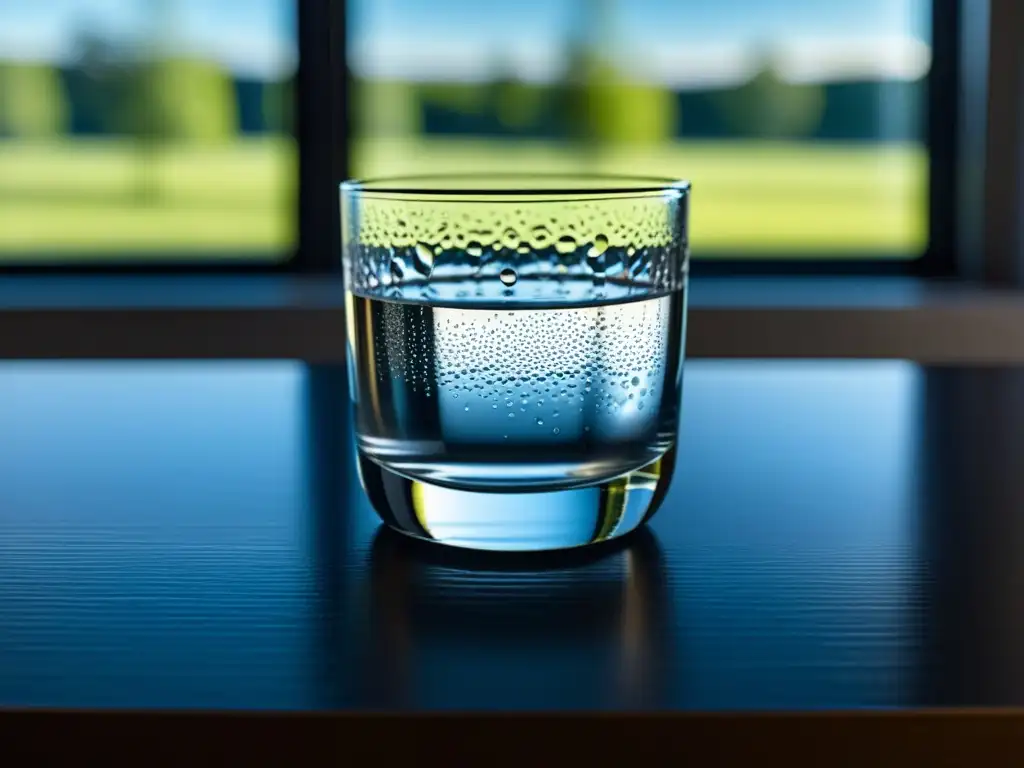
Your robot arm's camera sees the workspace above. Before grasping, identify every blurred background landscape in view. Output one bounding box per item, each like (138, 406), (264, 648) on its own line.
(0, 0), (929, 261)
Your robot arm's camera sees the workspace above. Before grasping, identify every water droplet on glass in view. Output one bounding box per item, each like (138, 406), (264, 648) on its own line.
(555, 235), (576, 255)
(536, 418), (544, 426)
(508, 412), (515, 418)
(631, 376), (640, 386)
(552, 427), (560, 435)
(413, 242), (435, 275)
(464, 405), (470, 412)
(516, 245), (530, 254)
(502, 228), (519, 249)
(467, 241), (483, 257)
(530, 225), (552, 247)
(588, 234), (609, 258)
(499, 268), (518, 286)
(390, 257), (405, 282)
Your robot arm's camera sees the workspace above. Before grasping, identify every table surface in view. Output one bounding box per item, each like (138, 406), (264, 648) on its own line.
(1, 359), (1020, 712)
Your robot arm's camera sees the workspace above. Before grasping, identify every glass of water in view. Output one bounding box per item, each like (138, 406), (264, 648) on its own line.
(341, 174), (689, 552)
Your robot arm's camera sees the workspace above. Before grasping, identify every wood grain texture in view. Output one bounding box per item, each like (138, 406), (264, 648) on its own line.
(0, 361), (1019, 712)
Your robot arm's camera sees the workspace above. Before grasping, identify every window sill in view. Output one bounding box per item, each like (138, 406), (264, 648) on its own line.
(1, 275), (1022, 362)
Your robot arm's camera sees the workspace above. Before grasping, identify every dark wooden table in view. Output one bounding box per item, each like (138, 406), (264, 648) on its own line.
(2, 360), (1023, 763)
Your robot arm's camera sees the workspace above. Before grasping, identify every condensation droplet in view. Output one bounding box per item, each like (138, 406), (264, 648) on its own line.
(413, 242), (435, 275)
(502, 228), (520, 249)
(467, 241), (483, 257)
(390, 257), (405, 282)
(588, 234), (609, 258)
(631, 376), (640, 386)
(530, 225), (552, 247)
(555, 235), (576, 255)
(536, 418), (544, 426)
(552, 427), (560, 435)
(499, 268), (518, 286)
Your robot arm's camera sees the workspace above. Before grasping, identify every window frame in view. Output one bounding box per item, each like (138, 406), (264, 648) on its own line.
(338, 0), (959, 279)
(0, 0), (969, 277)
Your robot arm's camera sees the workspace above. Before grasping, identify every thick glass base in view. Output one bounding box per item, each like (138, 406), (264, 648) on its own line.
(356, 448), (676, 552)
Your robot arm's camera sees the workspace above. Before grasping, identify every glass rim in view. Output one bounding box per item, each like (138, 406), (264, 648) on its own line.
(340, 172), (691, 198)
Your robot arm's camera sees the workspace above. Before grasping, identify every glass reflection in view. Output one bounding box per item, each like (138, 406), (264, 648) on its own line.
(354, 526), (672, 710)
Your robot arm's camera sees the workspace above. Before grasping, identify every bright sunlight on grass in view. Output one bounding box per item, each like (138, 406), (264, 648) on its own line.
(0, 136), (925, 259)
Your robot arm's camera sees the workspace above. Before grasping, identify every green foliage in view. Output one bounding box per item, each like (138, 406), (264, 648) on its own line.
(0, 63), (69, 137)
(491, 78), (547, 130)
(563, 54), (678, 146)
(262, 79), (293, 134)
(352, 79), (422, 138)
(126, 58), (237, 142)
(712, 67), (825, 138)
(417, 82), (489, 114)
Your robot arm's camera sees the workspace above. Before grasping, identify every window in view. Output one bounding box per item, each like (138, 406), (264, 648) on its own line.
(346, 0), (931, 262)
(0, 0), (298, 264)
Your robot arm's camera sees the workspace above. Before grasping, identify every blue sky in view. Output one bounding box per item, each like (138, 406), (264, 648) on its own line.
(1, 0), (929, 83)
(351, 0), (931, 85)
(0, 0), (296, 77)
(351, 0), (929, 48)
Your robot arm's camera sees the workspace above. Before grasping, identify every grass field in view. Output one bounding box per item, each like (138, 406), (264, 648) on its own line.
(0, 136), (927, 260)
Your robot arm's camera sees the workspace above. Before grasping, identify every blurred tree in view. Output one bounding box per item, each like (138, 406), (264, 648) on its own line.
(712, 57), (825, 139)
(561, 0), (677, 147)
(488, 58), (547, 132)
(70, 29), (131, 134)
(128, 58), (237, 142)
(0, 63), (69, 137)
(262, 77), (294, 134)
(417, 82), (488, 115)
(121, 0), (237, 202)
(352, 78), (422, 138)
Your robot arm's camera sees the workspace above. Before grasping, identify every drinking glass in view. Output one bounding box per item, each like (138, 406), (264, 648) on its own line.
(341, 174), (690, 552)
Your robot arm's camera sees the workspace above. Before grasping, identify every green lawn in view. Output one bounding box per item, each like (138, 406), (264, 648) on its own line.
(0, 136), (926, 259)
(0, 138), (297, 258)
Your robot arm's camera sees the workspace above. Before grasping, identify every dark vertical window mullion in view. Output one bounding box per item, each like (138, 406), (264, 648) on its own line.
(297, 0), (343, 272)
(982, 0), (1024, 285)
(925, 0), (962, 277)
